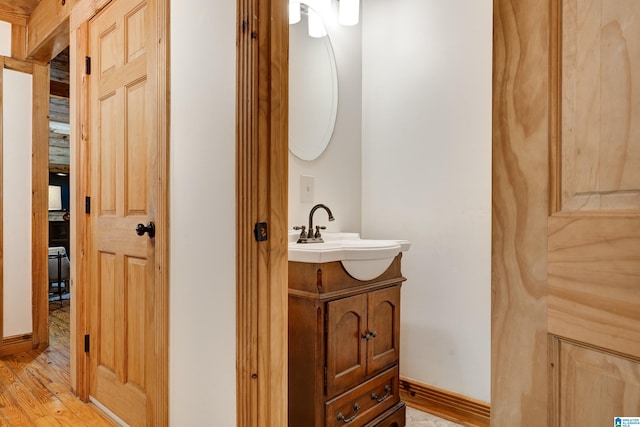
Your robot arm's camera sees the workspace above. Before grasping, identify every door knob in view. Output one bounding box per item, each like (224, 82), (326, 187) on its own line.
(135, 221), (155, 238)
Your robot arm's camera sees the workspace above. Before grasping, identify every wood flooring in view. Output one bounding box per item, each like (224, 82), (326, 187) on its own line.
(0, 303), (118, 426)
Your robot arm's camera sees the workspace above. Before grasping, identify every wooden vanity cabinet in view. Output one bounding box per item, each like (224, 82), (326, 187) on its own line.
(289, 254), (406, 427)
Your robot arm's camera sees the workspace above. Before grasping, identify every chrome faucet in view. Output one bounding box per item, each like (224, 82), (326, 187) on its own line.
(294, 203), (335, 243)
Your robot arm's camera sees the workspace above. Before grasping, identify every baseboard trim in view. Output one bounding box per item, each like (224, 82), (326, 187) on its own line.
(0, 333), (33, 357)
(399, 377), (490, 427)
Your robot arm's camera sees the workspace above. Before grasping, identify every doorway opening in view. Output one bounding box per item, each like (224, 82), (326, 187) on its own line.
(46, 46), (72, 395)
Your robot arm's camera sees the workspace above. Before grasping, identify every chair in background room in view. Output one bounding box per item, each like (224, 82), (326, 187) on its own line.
(48, 246), (70, 307)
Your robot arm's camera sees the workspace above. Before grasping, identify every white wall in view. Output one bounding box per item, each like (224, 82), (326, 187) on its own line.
(169, 0), (237, 424)
(361, 0), (492, 402)
(2, 69), (33, 338)
(0, 21), (10, 56)
(288, 12), (362, 232)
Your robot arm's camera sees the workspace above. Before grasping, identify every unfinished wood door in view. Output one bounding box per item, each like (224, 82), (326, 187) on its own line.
(493, 0), (640, 425)
(548, 0), (640, 423)
(87, 0), (161, 424)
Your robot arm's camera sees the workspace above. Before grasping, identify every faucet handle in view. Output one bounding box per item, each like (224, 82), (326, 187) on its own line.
(314, 225), (326, 239)
(293, 225), (307, 239)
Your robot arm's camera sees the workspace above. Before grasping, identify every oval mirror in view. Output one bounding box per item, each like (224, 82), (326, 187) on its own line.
(289, 5), (339, 161)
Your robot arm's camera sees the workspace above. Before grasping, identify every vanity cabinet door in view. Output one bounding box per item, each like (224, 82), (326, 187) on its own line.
(326, 293), (368, 398)
(367, 286), (401, 375)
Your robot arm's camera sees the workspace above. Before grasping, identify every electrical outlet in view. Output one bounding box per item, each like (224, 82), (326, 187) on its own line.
(300, 175), (314, 203)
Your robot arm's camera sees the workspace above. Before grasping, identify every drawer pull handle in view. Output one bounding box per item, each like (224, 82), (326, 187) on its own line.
(371, 385), (391, 403)
(336, 402), (360, 423)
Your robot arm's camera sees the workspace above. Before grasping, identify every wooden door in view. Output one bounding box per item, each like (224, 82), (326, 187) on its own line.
(366, 286), (400, 375)
(87, 0), (161, 424)
(326, 294), (368, 398)
(493, 0), (640, 425)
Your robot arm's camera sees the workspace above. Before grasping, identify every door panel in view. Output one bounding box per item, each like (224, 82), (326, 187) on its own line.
(561, 0), (640, 210)
(88, 0), (157, 424)
(548, 216), (640, 356)
(556, 339), (640, 425)
(326, 294), (368, 398)
(367, 287), (400, 375)
(126, 80), (148, 215)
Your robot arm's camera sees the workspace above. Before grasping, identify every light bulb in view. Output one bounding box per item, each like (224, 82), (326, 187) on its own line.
(307, 8), (327, 38)
(289, 0), (301, 24)
(307, 0), (330, 12)
(338, 0), (359, 26)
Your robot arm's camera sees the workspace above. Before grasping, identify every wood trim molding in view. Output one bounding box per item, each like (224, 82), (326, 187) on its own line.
(27, 0), (112, 61)
(0, 60), (3, 347)
(0, 334), (34, 357)
(0, 9), (28, 26)
(236, 0), (289, 425)
(0, 57), (49, 357)
(70, 19), (90, 401)
(31, 61), (50, 351)
(492, 0), (550, 423)
(11, 24), (27, 60)
(399, 378), (490, 427)
(151, 0), (170, 422)
(26, 0), (76, 61)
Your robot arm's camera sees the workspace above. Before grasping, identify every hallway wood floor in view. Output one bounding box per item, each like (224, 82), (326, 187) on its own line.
(0, 303), (117, 426)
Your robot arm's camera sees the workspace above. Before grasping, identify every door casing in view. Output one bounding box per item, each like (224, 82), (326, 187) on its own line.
(236, 0), (289, 425)
(0, 57), (49, 358)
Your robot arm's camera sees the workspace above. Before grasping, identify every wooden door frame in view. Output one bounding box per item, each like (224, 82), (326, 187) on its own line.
(234, 0), (553, 425)
(0, 56), (49, 357)
(67, 0), (169, 423)
(236, 0), (289, 425)
(492, 0), (550, 424)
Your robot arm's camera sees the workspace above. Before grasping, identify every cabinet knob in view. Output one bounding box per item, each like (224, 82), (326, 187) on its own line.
(362, 331), (377, 340)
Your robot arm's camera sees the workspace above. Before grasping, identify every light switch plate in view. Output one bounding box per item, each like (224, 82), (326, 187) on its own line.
(300, 175), (314, 203)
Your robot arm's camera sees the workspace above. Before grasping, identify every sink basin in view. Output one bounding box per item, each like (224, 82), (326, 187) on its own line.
(288, 231), (411, 281)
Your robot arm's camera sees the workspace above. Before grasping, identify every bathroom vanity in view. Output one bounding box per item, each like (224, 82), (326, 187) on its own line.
(288, 252), (407, 427)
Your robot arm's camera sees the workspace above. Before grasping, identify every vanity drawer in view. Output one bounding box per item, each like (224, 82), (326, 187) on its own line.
(325, 367), (399, 427)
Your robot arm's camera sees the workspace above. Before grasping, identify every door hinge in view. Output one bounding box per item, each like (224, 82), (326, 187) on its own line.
(84, 334), (90, 353)
(85, 196), (91, 214)
(324, 311), (328, 333)
(85, 56), (91, 75)
(324, 366), (328, 389)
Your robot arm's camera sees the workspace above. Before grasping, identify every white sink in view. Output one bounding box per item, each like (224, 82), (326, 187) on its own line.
(288, 231), (411, 281)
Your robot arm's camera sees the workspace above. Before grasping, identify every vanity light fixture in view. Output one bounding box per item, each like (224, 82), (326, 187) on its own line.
(307, 0), (331, 12)
(289, 0), (301, 24)
(289, 0), (360, 38)
(338, 0), (359, 26)
(307, 8), (328, 38)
